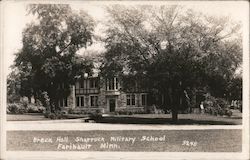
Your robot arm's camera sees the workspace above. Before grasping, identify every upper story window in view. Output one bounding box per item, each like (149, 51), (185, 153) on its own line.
(58, 83), (64, 89)
(90, 79), (98, 89)
(126, 94), (135, 106)
(107, 77), (119, 91)
(80, 80), (85, 88)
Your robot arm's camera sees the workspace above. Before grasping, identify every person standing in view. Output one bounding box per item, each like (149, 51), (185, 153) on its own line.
(200, 101), (204, 114)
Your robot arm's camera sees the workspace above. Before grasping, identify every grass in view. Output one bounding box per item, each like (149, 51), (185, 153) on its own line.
(7, 113), (89, 121)
(96, 111), (242, 125)
(7, 110), (242, 125)
(7, 129), (242, 152)
(7, 113), (49, 121)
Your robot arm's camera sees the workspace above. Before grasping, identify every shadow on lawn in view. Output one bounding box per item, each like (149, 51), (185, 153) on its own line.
(96, 117), (239, 125)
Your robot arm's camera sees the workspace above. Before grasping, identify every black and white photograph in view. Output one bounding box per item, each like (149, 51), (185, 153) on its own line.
(0, 0), (249, 159)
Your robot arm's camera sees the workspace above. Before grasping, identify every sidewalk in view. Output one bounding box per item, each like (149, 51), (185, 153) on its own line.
(6, 120), (242, 130)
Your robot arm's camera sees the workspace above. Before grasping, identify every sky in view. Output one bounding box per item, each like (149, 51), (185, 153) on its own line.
(2, 1), (249, 75)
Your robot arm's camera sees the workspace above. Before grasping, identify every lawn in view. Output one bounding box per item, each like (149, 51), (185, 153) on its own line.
(7, 113), (88, 121)
(97, 111), (242, 125)
(7, 113), (49, 121)
(7, 112), (242, 125)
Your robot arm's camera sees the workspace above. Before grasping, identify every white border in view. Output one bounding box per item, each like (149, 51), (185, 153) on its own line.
(0, 1), (7, 159)
(1, 0), (249, 160)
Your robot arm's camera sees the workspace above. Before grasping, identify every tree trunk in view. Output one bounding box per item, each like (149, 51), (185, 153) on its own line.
(34, 93), (38, 104)
(169, 87), (179, 123)
(28, 96), (31, 104)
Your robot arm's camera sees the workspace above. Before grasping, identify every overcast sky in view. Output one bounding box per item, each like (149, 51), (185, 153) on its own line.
(2, 1), (249, 75)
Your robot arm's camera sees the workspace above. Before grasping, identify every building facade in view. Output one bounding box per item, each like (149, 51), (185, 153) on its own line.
(60, 76), (148, 113)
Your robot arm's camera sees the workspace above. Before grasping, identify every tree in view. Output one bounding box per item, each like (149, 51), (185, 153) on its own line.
(101, 5), (242, 122)
(7, 68), (22, 103)
(227, 76), (242, 101)
(14, 4), (95, 113)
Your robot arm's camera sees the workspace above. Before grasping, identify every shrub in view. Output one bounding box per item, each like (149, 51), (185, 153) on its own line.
(44, 111), (50, 118)
(115, 108), (147, 115)
(49, 113), (56, 120)
(7, 103), (28, 114)
(226, 109), (233, 117)
(20, 100), (29, 109)
(68, 108), (74, 114)
(89, 110), (103, 121)
(27, 104), (39, 113)
(215, 98), (229, 109)
(44, 111), (65, 119)
(145, 105), (157, 114)
(38, 106), (46, 113)
(7, 103), (19, 114)
(203, 95), (232, 117)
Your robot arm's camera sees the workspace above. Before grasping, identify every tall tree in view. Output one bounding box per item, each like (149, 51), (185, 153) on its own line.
(101, 5), (242, 122)
(14, 4), (95, 113)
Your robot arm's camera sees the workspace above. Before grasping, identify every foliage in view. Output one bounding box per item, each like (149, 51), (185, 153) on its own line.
(44, 110), (65, 119)
(27, 104), (45, 113)
(7, 103), (21, 114)
(7, 102), (45, 114)
(203, 95), (232, 117)
(89, 110), (103, 121)
(13, 4), (95, 113)
(101, 5), (242, 121)
(115, 108), (147, 115)
(7, 69), (22, 103)
(226, 76), (242, 101)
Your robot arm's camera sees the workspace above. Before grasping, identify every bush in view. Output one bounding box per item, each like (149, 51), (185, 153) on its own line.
(114, 108), (146, 115)
(38, 106), (46, 113)
(89, 110), (103, 121)
(7, 103), (19, 114)
(44, 111), (50, 118)
(49, 113), (57, 120)
(7, 102), (46, 114)
(27, 104), (45, 113)
(7, 103), (28, 114)
(44, 111), (65, 119)
(68, 108), (74, 114)
(226, 109), (233, 117)
(21, 100), (29, 109)
(145, 105), (157, 114)
(203, 95), (232, 117)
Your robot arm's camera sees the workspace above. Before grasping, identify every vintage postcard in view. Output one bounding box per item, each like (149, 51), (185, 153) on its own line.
(0, 0), (249, 159)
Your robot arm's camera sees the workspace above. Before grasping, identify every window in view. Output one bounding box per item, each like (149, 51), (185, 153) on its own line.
(108, 78), (114, 90)
(76, 97), (80, 106)
(58, 83), (64, 89)
(80, 80), (84, 88)
(59, 97), (67, 107)
(90, 96), (98, 107)
(126, 94), (135, 106)
(76, 96), (84, 107)
(141, 94), (147, 106)
(60, 99), (63, 107)
(115, 78), (118, 90)
(64, 97), (68, 107)
(90, 79), (98, 88)
(107, 77), (118, 91)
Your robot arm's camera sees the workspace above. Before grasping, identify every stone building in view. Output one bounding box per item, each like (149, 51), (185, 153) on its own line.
(59, 75), (148, 113)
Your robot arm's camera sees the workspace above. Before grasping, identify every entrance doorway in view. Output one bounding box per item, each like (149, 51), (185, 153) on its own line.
(109, 98), (116, 112)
